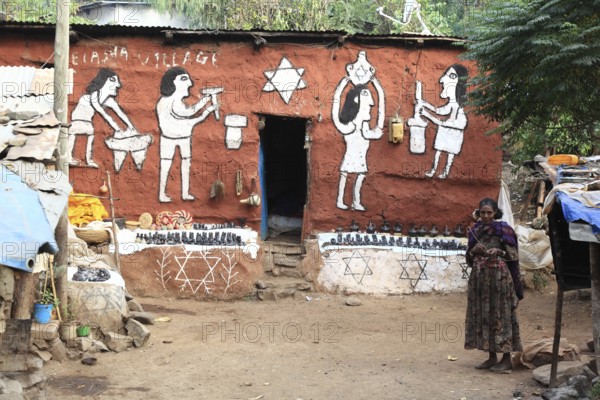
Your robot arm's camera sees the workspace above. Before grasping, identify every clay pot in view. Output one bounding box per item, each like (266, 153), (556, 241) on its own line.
(393, 222), (403, 235)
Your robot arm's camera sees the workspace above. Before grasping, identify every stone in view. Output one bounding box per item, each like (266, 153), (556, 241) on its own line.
(0, 267), (14, 304)
(30, 350), (51, 363)
(257, 290), (277, 301)
(23, 386), (47, 400)
(587, 339), (595, 352)
(541, 386), (580, 400)
(74, 337), (93, 352)
(47, 337), (66, 363)
(0, 393), (23, 400)
(279, 268), (304, 279)
(295, 282), (312, 291)
(567, 374), (592, 396)
(128, 311), (155, 325)
(125, 319), (150, 348)
(583, 366), (597, 380)
(255, 280), (267, 290)
(5, 370), (45, 390)
(276, 288), (296, 299)
(0, 116), (9, 125)
(345, 297), (362, 306)
(25, 355), (43, 371)
(127, 299), (144, 313)
(105, 332), (133, 353)
(124, 292), (134, 301)
(65, 348), (81, 361)
(30, 321), (59, 341)
(32, 341), (48, 351)
(273, 254), (303, 268)
(0, 375), (23, 394)
(533, 361), (587, 386)
(91, 339), (109, 353)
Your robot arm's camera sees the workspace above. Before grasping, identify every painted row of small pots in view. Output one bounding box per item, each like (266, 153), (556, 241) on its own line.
(341, 220), (466, 237)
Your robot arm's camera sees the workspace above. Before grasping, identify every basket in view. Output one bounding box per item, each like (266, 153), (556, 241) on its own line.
(74, 227), (110, 244)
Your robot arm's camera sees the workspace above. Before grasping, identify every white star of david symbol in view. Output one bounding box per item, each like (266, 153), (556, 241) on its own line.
(173, 252), (221, 294)
(397, 254), (428, 289)
(263, 57), (307, 104)
(342, 250), (373, 284)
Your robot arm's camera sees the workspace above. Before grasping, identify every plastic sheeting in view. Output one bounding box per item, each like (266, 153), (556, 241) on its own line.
(498, 180), (515, 228)
(0, 165), (58, 272)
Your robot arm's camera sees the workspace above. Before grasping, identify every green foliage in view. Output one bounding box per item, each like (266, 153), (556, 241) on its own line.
(2, 0), (92, 24)
(38, 289), (58, 306)
(462, 0), (600, 161)
(590, 380), (600, 400)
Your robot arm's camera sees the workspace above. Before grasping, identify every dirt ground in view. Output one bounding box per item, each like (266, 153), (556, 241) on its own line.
(45, 287), (593, 400)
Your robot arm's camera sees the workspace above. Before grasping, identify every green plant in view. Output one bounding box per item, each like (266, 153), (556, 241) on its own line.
(589, 381), (600, 400)
(37, 289), (59, 307)
(532, 270), (550, 291)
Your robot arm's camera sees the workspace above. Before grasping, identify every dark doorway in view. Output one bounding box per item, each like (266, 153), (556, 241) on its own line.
(259, 115), (308, 241)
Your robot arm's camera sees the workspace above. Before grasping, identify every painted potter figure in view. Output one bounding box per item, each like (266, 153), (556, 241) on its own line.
(332, 51), (385, 211)
(417, 64), (469, 179)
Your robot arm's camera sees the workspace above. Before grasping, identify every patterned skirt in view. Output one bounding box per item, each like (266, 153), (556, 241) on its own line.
(464, 256), (522, 353)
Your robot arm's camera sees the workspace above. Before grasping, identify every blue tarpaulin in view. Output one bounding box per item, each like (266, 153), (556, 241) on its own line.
(0, 164), (58, 272)
(557, 191), (600, 234)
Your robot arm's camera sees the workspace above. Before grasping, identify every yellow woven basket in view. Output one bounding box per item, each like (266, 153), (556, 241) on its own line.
(74, 227), (110, 244)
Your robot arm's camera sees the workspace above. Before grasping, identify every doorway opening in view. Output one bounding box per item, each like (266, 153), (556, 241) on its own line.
(259, 115), (308, 242)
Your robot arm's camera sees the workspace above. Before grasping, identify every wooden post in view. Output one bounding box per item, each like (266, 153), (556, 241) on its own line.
(10, 271), (35, 320)
(549, 284), (564, 387)
(106, 171), (121, 272)
(590, 243), (600, 373)
(53, 0), (70, 319)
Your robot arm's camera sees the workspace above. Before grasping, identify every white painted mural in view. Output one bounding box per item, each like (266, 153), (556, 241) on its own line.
(68, 68), (152, 170)
(332, 51), (385, 211)
(413, 64), (469, 179)
(156, 67), (221, 202)
(224, 114), (248, 150)
(262, 57), (307, 104)
(317, 233), (469, 295)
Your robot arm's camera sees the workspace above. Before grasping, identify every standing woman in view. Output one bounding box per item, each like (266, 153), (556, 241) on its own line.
(465, 198), (523, 372)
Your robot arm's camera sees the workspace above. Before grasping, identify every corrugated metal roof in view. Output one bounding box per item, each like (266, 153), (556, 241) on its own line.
(0, 67), (74, 97)
(0, 20), (464, 42)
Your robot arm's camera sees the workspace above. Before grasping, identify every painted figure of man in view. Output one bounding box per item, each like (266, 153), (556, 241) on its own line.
(69, 68), (135, 168)
(156, 67), (218, 202)
(332, 56), (385, 211)
(419, 64), (468, 179)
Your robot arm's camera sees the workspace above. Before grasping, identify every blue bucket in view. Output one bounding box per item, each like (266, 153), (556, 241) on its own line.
(33, 303), (53, 324)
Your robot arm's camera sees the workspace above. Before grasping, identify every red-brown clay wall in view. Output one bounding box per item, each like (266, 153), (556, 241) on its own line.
(1, 30), (501, 234)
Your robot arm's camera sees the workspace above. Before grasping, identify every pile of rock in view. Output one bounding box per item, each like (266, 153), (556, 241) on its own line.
(534, 362), (598, 399)
(0, 294), (154, 400)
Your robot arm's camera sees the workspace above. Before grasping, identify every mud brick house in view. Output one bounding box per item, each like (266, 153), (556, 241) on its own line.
(1, 22), (503, 297)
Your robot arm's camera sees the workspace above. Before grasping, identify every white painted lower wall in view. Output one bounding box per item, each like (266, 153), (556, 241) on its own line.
(315, 233), (469, 295)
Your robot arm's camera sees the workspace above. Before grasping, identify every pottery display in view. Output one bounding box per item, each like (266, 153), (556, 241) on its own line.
(366, 221), (376, 234)
(393, 222), (403, 235)
(349, 219), (360, 232)
(429, 225), (439, 237)
(327, 233), (467, 251)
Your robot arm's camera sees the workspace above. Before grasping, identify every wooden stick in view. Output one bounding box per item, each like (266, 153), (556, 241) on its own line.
(106, 171), (121, 272)
(536, 180), (546, 219)
(48, 255), (62, 322)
